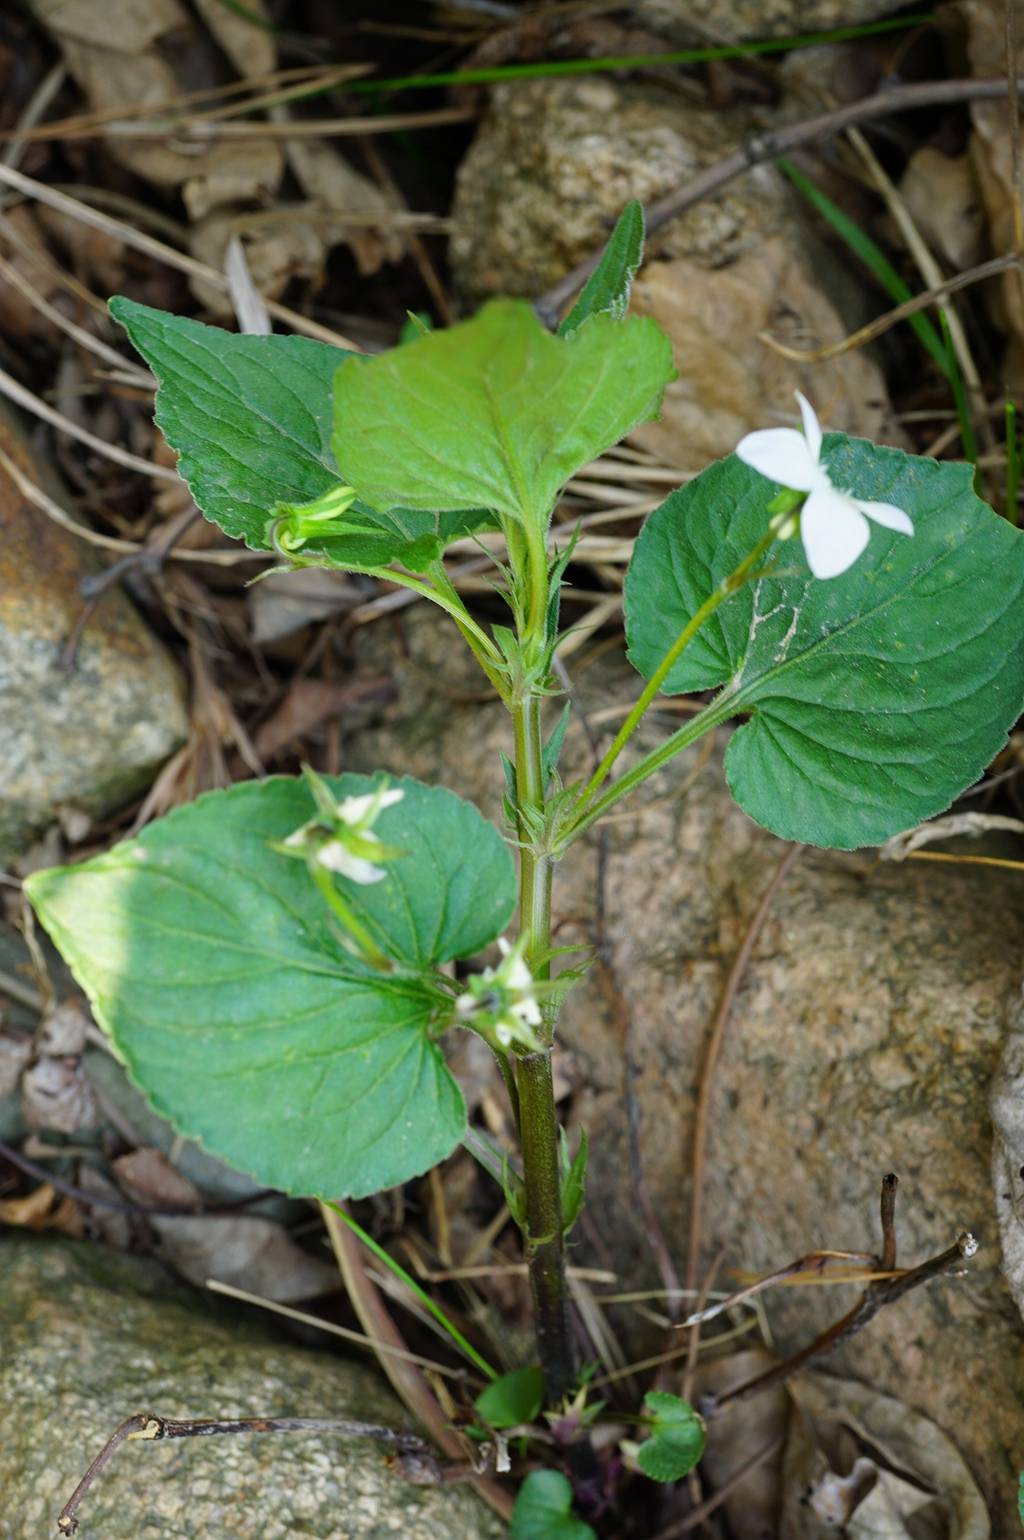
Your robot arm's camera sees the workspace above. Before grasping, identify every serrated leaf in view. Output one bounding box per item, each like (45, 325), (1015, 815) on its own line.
(25, 775), (515, 1199)
(636, 1393), (705, 1484)
(475, 1365), (544, 1429)
(558, 200), (645, 335)
(332, 299), (674, 530)
(509, 1471), (596, 1540)
(625, 438), (1024, 849)
(109, 297), (495, 569)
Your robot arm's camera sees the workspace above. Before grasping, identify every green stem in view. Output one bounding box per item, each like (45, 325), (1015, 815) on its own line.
(309, 862), (390, 969)
(366, 565), (506, 688)
(511, 686), (575, 1403)
(567, 509), (792, 833)
(561, 690), (740, 847)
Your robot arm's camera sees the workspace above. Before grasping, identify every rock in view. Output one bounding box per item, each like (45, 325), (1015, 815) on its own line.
(343, 610), (1024, 1530)
(630, 0), (899, 42)
(0, 1234), (505, 1540)
(0, 402), (187, 866)
(449, 77), (894, 472)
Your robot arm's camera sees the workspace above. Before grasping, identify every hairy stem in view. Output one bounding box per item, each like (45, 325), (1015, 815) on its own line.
(512, 688), (575, 1402)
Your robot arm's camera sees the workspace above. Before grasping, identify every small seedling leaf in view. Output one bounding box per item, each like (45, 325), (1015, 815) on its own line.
(509, 1470), (597, 1540)
(636, 1392), (705, 1484)
(475, 1365), (545, 1429)
(558, 200), (645, 335)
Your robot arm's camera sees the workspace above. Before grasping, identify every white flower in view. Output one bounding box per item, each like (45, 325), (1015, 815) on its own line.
(735, 392), (913, 580)
(456, 938), (543, 1050)
(279, 778), (404, 886)
(316, 839), (389, 885)
(336, 788), (404, 827)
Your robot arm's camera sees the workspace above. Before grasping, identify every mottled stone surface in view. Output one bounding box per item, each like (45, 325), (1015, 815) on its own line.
(0, 403), (186, 865)
(449, 77), (894, 471)
(633, 0), (898, 42)
(344, 611), (1024, 1532)
(0, 1236), (505, 1540)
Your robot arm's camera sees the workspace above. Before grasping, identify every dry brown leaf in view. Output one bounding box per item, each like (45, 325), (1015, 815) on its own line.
(897, 148), (984, 273)
(193, 0), (275, 79)
(21, 1056), (99, 1135)
(111, 1146), (337, 1299)
(30, 0), (185, 53)
(248, 567), (365, 645)
(780, 1373), (989, 1540)
(253, 677), (364, 762)
(285, 137), (404, 276)
(0, 1032), (33, 1097)
(189, 208), (322, 312)
(36, 999), (90, 1058)
(112, 1147), (202, 1211)
(0, 1181), (82, 1234)
(694, 1348), (788, 1540)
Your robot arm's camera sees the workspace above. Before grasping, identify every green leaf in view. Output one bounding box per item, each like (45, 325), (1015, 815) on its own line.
(509, 1471), (596, 1540)
(636, 1393), (705, 1483)
(559, 200), (644, 335)
(559, 1125), (588, 1237)
(1018, 1471), (1024, 1524)
(542, 704), (572, 789)
(332, 299), (675, 530)
(25, 775), (515, 1199)
(474, 1365), (544, 1429)
(625, 438), (1024, 849)
(109, 297), (495, 570)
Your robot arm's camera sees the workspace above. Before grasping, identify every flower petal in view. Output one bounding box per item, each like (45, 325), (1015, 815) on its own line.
(317, 841), (386, 884)
(734, 428), (819, 491)
(801, 484), (870, 579)
(795, 392), (822, 461)
(854, 499), (914, 536)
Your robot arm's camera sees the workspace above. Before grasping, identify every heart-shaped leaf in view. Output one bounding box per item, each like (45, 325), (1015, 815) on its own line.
(509, 1471), (596, 1540)
(25, 775), (515, 1199)
(332, 298), (674, 529)
(635, 1393), (705, 1483)
(625, 438), (1024, 848)
(109, 298), (494, 569)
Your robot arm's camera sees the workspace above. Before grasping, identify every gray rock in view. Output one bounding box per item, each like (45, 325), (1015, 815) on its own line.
(0, 401), (187, 866)
(449, 77), (895, 472)
(0, 1235), (505, 1540)
(344, 610), (1024, 1531)
(632, 0), (897, 42)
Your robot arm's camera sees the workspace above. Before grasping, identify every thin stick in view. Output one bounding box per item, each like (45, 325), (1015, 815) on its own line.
(0, 1138), (271, 1220)
(0, 163), (360, 352)
(57, 1413), (440, 1535)
(535, 75), (1024, 324)
(30, 105), (476, 145)
(651, 1437), (785, 1540)
(679, 1249), (879, 1330)
(0, 252), (151, 381)
(205, 1279), (470, 1377)
(0, 445), (263, 565)
(705, 1179), (978, 1412)
(0, 365), (176, 480)
(320, 1202), (514, 1522)
(758, 252), (1022, 364)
